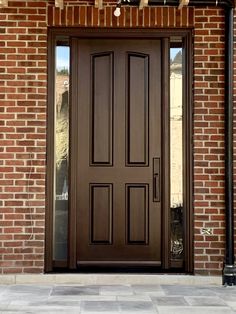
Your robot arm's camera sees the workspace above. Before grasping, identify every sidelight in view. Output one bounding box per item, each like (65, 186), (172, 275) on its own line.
(53, 45), (70, 261)
(170, 46), (184, 263)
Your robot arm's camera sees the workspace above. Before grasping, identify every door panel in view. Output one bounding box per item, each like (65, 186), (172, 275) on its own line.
(127, 52), (149, 165)
(91, 52), (113, 165)
(126, 184), (149, 244)
(74, 39), (162, 267)
(90, 184), (113, 244)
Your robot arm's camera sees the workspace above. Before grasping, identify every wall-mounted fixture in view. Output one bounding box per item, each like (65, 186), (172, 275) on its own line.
(113, 0), (131, 16)
(114, 0), (122, 16)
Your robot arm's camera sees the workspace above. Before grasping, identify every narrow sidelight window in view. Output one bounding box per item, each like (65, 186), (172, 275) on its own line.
(170, 45), (184, 265)
(53, 45), (70, 261)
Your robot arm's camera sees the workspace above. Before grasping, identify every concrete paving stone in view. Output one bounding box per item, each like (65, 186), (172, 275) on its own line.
(81, 301), (119, 313)
(151, 296), (188, 306)
(132, 285), (165, 296)
(118, 300), (156, 312)
(209, 286), (236, 296)
(26, 300), (81, 307)
(1, 312), (69, 314)
(218, 294), (236, 302)
(161, 285), (216, 296)
(100, 285), (133, 295)
(51, 285), (99, 296)
(0, 296), (49, 304)
(0, 300), (11, 306)
(0, 305), (10, 312)
(132, 284), (163, 292)
(5, 305), (81, 312)
(8, 299), (49, 306)
(120, 312), (157, 314)
(156, 306), (235, 314)
(32, 312), (79, 314)
(120, 312), (158, 314)
(0, 286), (9, 292)
(2, 285), (52, 300)
(185, 296), (227, 306)
(49, 294), (116, 301)
(0, 308), (9, 312)
(1, 312), (38, 314)
(120, 310), (158, 313)
(81, 300), (119, 312)
(9, 284), (52, 293)
(117, 295), (152, 301)
(224, 301), (236, 309)
(80, 312), (120, 314)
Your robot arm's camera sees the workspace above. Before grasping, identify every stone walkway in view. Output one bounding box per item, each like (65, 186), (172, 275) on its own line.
(0, 284), (236, 313)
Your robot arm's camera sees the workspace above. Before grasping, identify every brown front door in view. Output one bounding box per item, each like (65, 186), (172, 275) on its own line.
(73, 39), (162, 268)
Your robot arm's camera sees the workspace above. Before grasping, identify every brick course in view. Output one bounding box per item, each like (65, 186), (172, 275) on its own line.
(0, 0), (234, 275)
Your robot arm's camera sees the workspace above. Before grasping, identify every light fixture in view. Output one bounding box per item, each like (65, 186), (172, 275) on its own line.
(113, 0), (130, 17)
(114, 0), (122, 17)
(114, 6), (121, 16)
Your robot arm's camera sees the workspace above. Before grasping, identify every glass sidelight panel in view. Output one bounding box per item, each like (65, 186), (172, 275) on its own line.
(53, 45), (70, 261)
(170, 46), (184, 262)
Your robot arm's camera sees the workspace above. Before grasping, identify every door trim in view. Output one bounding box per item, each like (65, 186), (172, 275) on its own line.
(161, 37), (170, 269)
(46, 28), (193, 273)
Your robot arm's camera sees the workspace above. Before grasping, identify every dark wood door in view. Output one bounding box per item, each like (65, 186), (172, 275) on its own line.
(73, 39), (162, 268)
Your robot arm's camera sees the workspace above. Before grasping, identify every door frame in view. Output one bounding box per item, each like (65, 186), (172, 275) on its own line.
(46, 28), (193, 273)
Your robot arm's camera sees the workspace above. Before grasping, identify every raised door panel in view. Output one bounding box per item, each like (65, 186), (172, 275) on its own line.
(90, 184), (113, 244)
(91, 52), (114, 166)
(126, 184), (149, 244)
(126, 53), (149, 166)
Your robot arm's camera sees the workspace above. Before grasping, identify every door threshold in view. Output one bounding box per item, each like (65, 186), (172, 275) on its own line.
(0, 274), (221, 285)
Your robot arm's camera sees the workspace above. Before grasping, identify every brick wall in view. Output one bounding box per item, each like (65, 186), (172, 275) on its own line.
(193, 8), (226, 275)
(0, 1), (47, 273)
(0, 0), (233, 275)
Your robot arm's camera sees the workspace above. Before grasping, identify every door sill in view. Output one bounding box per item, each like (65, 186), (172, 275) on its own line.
(6, 274), (220, 286)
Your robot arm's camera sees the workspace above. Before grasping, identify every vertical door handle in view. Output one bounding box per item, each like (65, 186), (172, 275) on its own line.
(153, 158), (160, 202)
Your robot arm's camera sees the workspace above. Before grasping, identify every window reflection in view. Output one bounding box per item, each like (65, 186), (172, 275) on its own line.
(54, 45), (69, 261)
(170, 47), (184, 261)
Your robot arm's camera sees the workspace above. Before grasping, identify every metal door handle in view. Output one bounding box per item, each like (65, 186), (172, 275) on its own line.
(153, 158), (160, 202)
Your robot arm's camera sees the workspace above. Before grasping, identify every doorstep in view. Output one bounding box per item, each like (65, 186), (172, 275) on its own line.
(0, 274), (222, 285)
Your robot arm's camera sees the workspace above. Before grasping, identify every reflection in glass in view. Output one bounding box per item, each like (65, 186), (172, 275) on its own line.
(170, 47), (184, 261)
(53, 45), (69, 261)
